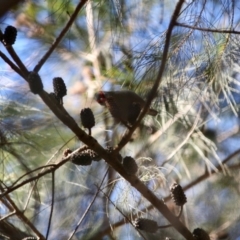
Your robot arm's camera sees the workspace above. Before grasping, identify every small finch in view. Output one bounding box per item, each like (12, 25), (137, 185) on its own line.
(95, 90), (157, 127)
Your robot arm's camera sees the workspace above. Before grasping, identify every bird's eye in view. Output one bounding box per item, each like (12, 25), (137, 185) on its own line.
(97, 95), (105, 104)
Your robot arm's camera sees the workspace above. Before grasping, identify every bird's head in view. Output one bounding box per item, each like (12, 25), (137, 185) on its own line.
(94, 91), (107, 105)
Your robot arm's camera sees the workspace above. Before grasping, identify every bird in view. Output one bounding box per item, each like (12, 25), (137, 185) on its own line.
(95, 90), (158, 127)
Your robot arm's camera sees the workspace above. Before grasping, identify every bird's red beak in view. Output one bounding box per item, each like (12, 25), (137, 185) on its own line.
(95, 91), (106, 105)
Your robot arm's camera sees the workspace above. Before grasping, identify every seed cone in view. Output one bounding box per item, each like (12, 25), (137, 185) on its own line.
(135, 218), (158, 233)
(71, 149), (101, 165)
(53, 77), (67, 105)
(71, 152), (92, 166)
(3, 25), (17, 45)
(193, 228), (210, 240)
(123, 156), (138, 175)
(80, 108), (95, 133)
(170, 183), (187, 206)
(28, 72), (44, 94)
(86, 149), (101, 161)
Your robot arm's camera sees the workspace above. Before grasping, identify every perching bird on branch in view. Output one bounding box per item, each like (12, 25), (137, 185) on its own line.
(95, 90), (158, 128)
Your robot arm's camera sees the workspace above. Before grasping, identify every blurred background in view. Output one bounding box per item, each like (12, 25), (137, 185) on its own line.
(0, 0), (240, 239)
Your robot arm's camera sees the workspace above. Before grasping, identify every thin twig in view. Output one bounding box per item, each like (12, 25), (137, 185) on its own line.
(10, 164), (57, 188)
(99, 189), (148, 240)
(168, 0), (206, 59)
(162, 106), (202, 163)
(67, 167), (110, 240)
(135, 104), (192, 159)
(88, 128), (92, 136)
(158, 223), (172, 229)
(33, 0), (88, 72)
(177, 206), (183, 218)
(176, 22), (240, 34)
(0, 185), (45, 240)
(0, 212), (16, 221)
(5, 46), (29, 77)
(0, 29), (28, 76)
(0, 0), (24, 17)
(85, 0), (101, 78)
(115, 0), (186, 152)
(23, 137), (76, 212)
(46, 171), (55, 240)
(0, 51), (25, 78)
(1, 147), (87, 198)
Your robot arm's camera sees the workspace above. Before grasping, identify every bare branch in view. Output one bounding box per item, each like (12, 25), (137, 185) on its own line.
(0, 185), (45, 239)
(115, 0), (186, 152)
(176, 22), (240, 34)
(92, 147), (240, 239)
(0, 50), (25, 78)
(33, 0), (88, 73)
(0, 0), (24, 17)
(46, 171), (55, 240)
(68, 168), (109, 240)
(5, 46), (29, 77)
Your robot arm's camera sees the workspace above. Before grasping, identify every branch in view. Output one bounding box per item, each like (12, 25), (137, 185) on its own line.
(67, 168), (109, 240)
(33, 0), (88, 72)
(115, 0), (185, 152)
(23, 137), (75, 212)
(0, 147), (87, 198)
(28, 1), (194, 239)
(99, 188), (147, 240)
(0, 51), (25, 78)
(0, 0), (24, 17)
(0, 28), (28, 77)
(176, 22), (240, 34)
(135, 104), (192, 159)
(0, 116), (194, 239)
(0, 1), (194, 239)
(85, 0), (101, 78)
(91, 147), (240, 239)
(46, 171), (55, 240)
(0, 185), (45, 240)
(5, 46), (29, 77)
